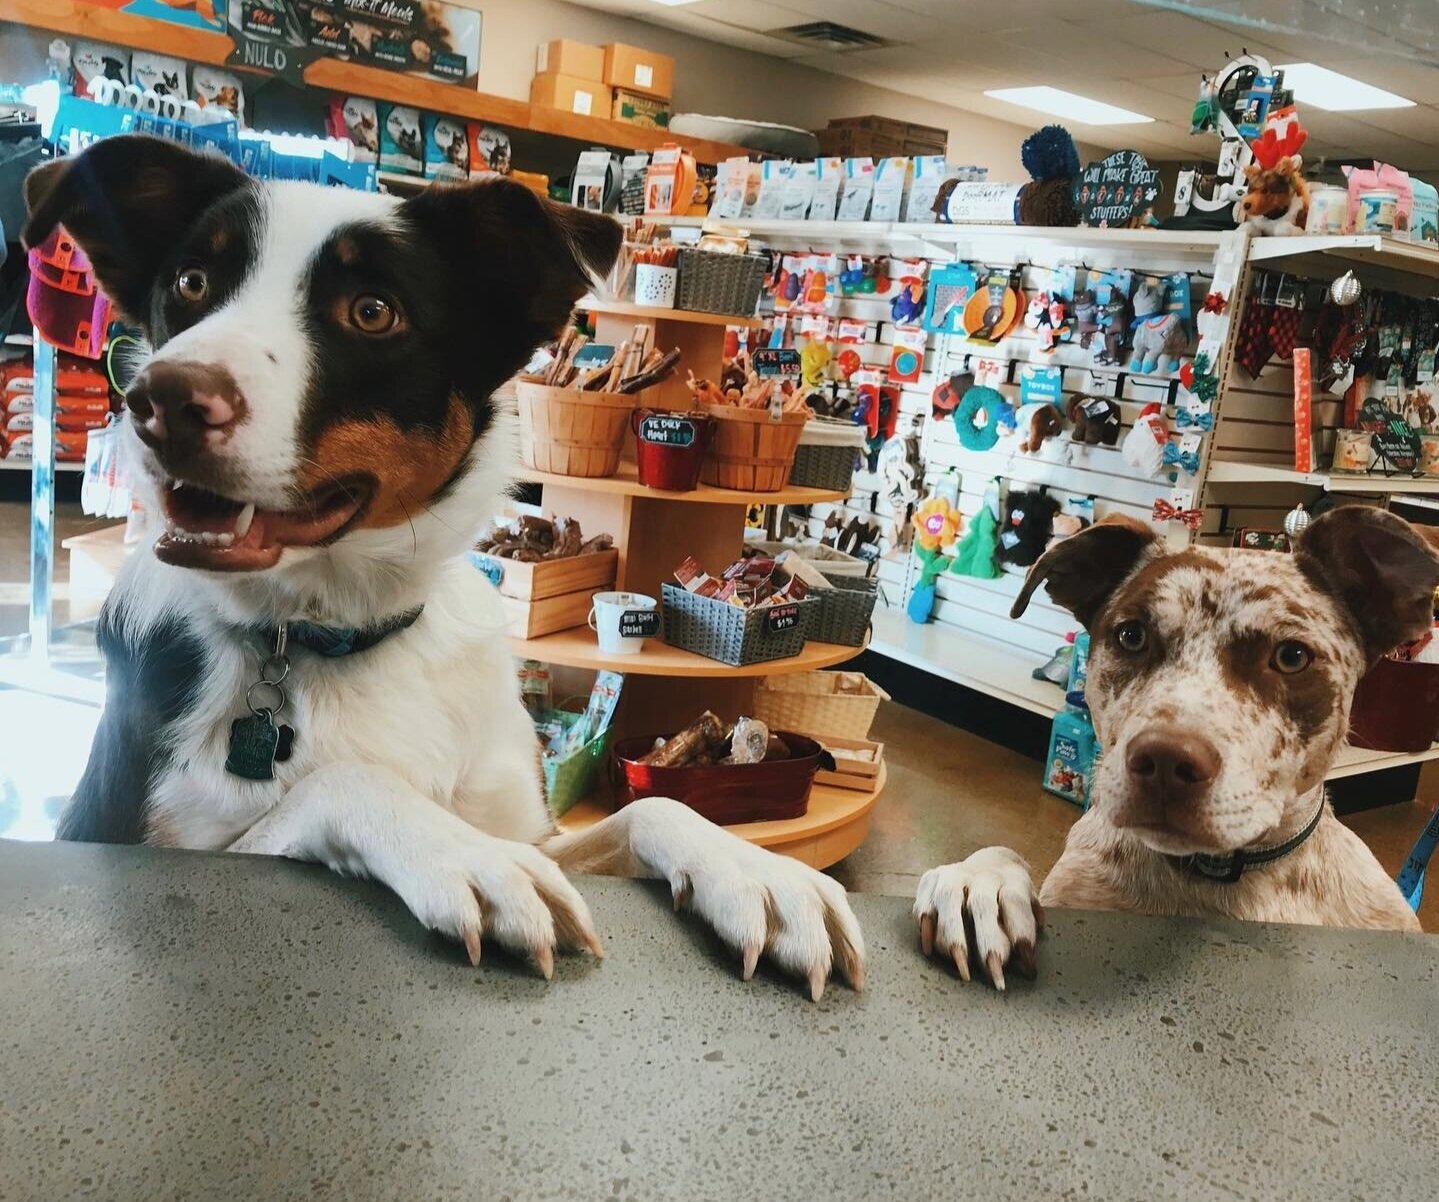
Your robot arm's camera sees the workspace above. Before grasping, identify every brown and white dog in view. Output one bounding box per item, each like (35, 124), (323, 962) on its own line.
(915, 509), (1438, 988)
(26, 136), (863, 998)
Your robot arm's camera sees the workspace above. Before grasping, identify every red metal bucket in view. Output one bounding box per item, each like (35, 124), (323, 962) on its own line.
(632, 409), (714, 491)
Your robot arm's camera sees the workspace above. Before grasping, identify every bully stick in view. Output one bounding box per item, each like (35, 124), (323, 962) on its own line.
(619, 347), (682, 394)
(639, 711), (727, 767)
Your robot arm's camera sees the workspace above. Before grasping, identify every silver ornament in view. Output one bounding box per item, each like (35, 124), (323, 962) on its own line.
(1330, 271), (1362, 307)
(1283, 504), (1312, 537)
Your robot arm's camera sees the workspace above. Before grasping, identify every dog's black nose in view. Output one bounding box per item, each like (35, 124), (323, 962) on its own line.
(126, 361), (244, 461)
(1126, 727), (1221, 804)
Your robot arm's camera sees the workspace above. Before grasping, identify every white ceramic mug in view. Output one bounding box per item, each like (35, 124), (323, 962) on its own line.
(587, 591), (659, 655)
(634, 264), (677, 309)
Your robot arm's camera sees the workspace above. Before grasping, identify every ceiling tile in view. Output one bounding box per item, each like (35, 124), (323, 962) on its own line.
(640, 10), (811, 59)
(1083, 12), (1287, 70)
(991, 21), (1195, 80)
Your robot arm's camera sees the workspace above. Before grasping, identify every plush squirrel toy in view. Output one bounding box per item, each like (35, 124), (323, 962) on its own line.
(1235, 118), (1310, 236)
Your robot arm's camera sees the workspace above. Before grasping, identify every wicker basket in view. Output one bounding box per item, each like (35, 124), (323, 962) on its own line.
(676, 248), (768, 316)
(515, 381), (635, 478)
(752, 671), (890, 741)
(789, 442), (859, 492)
(746, 540), (870, 577)
(701, 405), (808, 492)
(808, 572), (879, 647)
(661, 583), (817, 666)
(540, 709), (615, 817)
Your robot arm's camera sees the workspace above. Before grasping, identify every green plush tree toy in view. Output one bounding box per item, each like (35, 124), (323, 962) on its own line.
(950, 501), (1001, 579)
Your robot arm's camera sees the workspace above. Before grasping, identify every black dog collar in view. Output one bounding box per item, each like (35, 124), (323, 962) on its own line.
(254, 606), (424, 658)
(1179, 795), (1326, 884)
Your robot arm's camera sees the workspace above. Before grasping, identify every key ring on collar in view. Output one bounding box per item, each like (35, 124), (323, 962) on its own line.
(246, 625), (291, 719)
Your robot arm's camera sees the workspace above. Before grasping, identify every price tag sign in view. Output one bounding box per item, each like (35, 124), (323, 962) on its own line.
(764, 603), (802, 634)
(639, 414), (696, 447)
(618, 609), (661, 639)
(752, 348), (802, 379)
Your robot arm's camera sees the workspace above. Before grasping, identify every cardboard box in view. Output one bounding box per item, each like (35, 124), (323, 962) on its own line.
(602, 42), (674, 100)
(612, 89), (671, 130)
(536, 38), (604, 81)
(828, 115), (911, 141)
(530, 72), (613, 118)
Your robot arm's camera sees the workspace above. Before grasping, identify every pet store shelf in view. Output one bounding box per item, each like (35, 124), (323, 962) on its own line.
(509, 627), (866, 678)
(1206, 458), (1439, 494)
(1328, 742), (1439, 779)
(0, 460), (83, 473)
(867, 608), (1062, 718)
(578, 299), (766, 328)
(557, 763), (887, 870)
(521, 463), (847, 506)
(0, 0), (752, 165)
(1247, 234), (1439, 297)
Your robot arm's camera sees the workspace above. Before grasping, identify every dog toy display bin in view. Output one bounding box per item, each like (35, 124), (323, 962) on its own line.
(516, 382), (636, 478)
(700, 405), (808, 492)
(752, 671), (889, 741)
(541, 708), (617, 818)
(788, 419), (866, 492)
(807, 572), (880, 647)
(610, 732), (823, 824)
(1347, 655), (1439, 753)
(661, 583), (817, 667)
(675, 248), (768, 317)
(631, 408), (714, 491)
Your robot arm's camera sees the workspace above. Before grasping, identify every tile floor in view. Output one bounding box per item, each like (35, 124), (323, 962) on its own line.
(2, 492), (1435, 930)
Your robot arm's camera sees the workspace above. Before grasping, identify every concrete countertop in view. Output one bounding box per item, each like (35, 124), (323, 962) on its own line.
(1, 839), (1434, 1201)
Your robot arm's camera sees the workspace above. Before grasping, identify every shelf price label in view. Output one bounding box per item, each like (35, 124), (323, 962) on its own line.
(764, 603), (802, 634)
(639, 414), (696, 447)
(619, 609), (661, 639)
(752, 348), (802, 378)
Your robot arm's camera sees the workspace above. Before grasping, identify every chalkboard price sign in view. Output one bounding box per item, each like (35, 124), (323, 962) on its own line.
(619, 609), (661, 639)
(1075, 150), (1163, 228)
(638, 414), (697, 447)
(764, 603), (802, 634)
(752, 348), (802, 378)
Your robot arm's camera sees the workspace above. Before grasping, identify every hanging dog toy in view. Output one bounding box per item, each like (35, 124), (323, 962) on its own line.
(952, 384), (1016, 451)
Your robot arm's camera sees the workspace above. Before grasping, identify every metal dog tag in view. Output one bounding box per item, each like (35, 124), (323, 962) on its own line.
(226, 713), (294, 780)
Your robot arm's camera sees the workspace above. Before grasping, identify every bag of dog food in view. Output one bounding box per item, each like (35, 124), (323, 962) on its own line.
(377, 103), (423, 175)
(423, 113), (469, 181)
(71, 40), (129, 100)
(468, 125), (513, 177)
(192, 65), (245, 121)
(328, 97), (379, 164)
(131, 50), (188, 101)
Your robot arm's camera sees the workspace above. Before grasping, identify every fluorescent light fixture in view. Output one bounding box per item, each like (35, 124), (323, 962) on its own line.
(648, 0), (702, 6)
(1277, 63), (1414, 111)
(984, 86), (1153, 125)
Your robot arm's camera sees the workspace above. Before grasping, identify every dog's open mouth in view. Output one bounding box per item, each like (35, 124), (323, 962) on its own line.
(155, 478), (371, 571)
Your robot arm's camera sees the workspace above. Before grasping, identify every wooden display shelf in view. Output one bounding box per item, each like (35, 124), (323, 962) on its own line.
(1, 0), (751, 164)
(510, 626), (866, 678)
(0, 460), (83, 473)
(1206, 458), (1439, 494)
(557, 763), (887, 870)
(522, 462), (846, 506)
(579, 299), (765, 328)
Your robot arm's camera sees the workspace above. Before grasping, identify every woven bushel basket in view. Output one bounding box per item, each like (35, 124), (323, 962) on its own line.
(515, 381), (635, 478)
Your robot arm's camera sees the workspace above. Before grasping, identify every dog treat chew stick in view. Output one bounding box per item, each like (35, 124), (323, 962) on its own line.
(640, 711), (726, 766)
(605, 340), (630, 391)
(619, 347), (682, 394)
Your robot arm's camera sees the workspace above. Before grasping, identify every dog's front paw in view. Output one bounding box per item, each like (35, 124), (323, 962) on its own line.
(914, 847), (1043, 990)
(390, 826), (602, 978)
(625, 797), (864, 1001)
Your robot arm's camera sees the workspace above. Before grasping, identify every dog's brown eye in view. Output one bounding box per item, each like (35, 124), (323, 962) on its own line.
(174, 267), (208, 303)
(1272, 640), (1313, 674)
(1115, 621), (1147, 653)
(350, 295), (398, 334)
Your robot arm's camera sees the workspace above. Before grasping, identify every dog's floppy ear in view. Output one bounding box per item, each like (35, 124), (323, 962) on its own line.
(23, 135), (249, 322)
(1295, 507), (1439, 664)
(402, 176), (622, 345)
(1011, 514), (1158, 628)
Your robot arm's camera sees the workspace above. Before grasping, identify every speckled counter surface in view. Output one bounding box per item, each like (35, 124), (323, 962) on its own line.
(1, 841), (1435, 1202)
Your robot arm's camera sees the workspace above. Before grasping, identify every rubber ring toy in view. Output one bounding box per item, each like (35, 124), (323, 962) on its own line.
(953, 385), (1015, 451)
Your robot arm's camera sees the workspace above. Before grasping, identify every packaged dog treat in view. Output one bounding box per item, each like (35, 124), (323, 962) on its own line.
(809, 157), (843, 221)
(131, 50), (188, 101)
(377, 103), (424, 175)
(71, 40), (129, 99)
(329, 97), (379, 164)
(192, 65), (245, 121)
(423, 113), (469, 181)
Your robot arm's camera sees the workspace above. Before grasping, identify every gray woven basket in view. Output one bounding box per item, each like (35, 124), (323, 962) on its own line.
(676, 249), (768, 316)
(789, 443), (859, 491)
(808, 572), (879, 647)
(661, 583), (817, 666)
